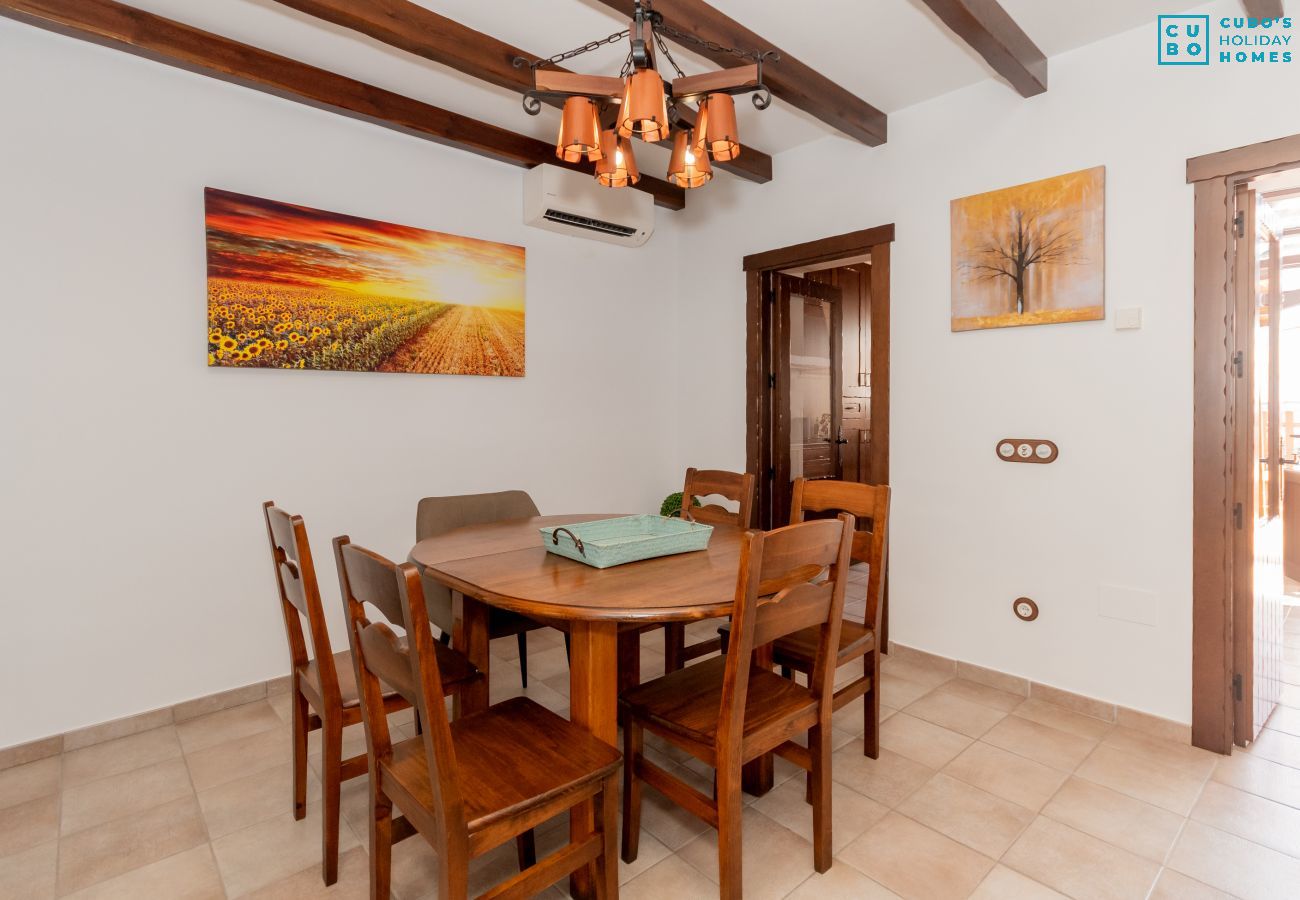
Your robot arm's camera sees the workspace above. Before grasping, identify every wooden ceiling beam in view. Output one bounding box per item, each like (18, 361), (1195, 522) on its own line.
(268, 0), (773, 184)
(592, 0), (887, 146)
(1243, 1), (1285, 18)
(916, 0), (1047, 97)
(0, 0), (685, 209)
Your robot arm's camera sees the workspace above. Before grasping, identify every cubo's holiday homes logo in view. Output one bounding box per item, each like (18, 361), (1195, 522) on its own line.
(1159, 14), (1293, 66)
(1158, 15), (1209, 64)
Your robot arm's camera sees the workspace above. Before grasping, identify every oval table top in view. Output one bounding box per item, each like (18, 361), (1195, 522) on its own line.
(409, 514), (744, 623)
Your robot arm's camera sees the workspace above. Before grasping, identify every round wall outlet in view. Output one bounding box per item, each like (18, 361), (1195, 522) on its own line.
(1013, 597), (1039, 621)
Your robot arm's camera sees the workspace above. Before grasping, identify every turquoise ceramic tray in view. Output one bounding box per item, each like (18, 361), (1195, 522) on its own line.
(540, 515), (713, 569)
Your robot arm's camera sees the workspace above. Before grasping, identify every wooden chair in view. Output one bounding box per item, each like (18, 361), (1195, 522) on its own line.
(263, 502), (426, 885)
(661, 468), (756, 671)
(336, 537), (623, 900)
(417, 491), (557, 689)
(620, 515), (854, 899)
(770, 478), (891, 759)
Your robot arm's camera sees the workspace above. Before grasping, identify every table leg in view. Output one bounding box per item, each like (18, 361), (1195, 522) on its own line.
(616, 628), (641, 726)
(568, 620), (618, 900)
(451, 591), (490, 718)
(742, 641), (775, 796)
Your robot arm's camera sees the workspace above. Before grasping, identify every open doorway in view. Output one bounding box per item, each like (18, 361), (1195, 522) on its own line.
(743, 227), (893, 529)
(1190, 136), (1300, 753)
(742, 225), (893, 634)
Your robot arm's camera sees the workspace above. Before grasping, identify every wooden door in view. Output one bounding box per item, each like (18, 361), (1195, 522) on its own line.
(1234, 184), (1286, 745)
(764, 274), (843, 528)
(808, 265), (873, 483)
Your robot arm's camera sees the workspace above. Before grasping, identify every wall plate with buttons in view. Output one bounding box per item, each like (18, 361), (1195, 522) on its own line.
(996, 439), (1058, 464)
(1013, 597), (1039, 622)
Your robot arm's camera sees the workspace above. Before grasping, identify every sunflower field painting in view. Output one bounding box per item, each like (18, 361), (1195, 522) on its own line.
(205, 188), (525, 376)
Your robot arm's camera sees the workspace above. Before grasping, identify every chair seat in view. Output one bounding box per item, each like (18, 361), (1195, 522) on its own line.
(382, 697), (621, 831)
(619, 656), (817, 756)
(298, 643), (479, 709)
(771, 620), (876, 672)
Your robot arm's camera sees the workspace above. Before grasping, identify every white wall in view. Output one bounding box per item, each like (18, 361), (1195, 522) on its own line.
(0, 21), (683, 746)
(672, 1), (1300, 723)
(7, 3), (1300, 746)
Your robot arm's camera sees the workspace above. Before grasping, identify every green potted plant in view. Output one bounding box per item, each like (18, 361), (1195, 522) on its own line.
(660, 491), (700, 518)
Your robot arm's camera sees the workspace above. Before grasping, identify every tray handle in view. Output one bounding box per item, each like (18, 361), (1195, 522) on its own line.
(551, 527), (585, 557)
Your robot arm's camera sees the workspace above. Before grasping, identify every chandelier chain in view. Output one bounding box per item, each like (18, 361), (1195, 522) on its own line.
(653, 30), (687, 79)
(514, 21), (777, 72)
(657, 23), (775, 64)
(518, 29), (630, 70)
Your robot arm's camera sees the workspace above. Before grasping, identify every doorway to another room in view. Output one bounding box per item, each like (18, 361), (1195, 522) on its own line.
(1191, 137), (1300, 754)
(743, 225), (893, 635)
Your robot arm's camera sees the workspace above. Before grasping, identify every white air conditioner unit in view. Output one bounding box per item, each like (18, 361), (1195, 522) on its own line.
(524, 164), (654, 247)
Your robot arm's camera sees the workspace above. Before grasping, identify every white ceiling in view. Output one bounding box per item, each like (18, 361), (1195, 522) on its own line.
(116, 0), (1186, 169)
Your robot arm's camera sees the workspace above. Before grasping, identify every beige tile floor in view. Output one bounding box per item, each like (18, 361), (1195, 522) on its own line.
(5, 599), (1300, 899)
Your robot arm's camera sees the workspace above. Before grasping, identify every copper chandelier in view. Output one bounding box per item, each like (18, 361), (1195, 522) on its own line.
(515, 0), (777, 190)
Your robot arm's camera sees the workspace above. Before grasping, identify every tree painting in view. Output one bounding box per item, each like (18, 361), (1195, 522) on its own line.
(951, 167), (1104, 332)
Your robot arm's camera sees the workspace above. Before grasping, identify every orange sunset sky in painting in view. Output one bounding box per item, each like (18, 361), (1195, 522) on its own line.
(204, 188), (525, 310)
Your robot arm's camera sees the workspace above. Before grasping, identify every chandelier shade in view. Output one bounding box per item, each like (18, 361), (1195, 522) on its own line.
(521, 0), (774, 195)
(667, 129), (713, 188)
(594, 130), (640, 187)
(556, 96), (602, 162)
(618, 69), (670, 143)
(698, 93), (741, 162)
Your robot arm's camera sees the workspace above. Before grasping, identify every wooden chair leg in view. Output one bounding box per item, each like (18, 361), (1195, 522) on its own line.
(515, 829), (537, 869)
(321, 716), (342, 886)
(517, 631), (529, 689)
(592, 774), (619, 900)
(716, 762), (744, 900)
(369, 789), (393, 900)
(291, 687), (309, 820)
(621, 722), (643, 863)
(663, 623), (686, 672)
(864, 650), (880, 759)
(809, 724), (833, 872)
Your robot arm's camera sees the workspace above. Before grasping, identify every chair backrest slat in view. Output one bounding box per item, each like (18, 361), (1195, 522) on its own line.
(337, 540), (407, 630)
(789, 478), (891, 632)
(356, 620), (418, 706)
(750, 581), (835, 649)
(681, 468), (756, 529)
(263, 501), (340, 703)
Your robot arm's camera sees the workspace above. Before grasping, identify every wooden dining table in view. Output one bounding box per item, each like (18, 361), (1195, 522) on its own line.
(410, 513), (775, 898)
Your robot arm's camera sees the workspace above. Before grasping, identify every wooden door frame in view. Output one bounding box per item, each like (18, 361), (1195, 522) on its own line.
(743, 224), (894, 635)
(1189, 133), (1300, 754)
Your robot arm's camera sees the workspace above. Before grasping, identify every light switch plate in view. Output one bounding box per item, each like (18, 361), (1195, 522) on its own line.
(1115, 308), (1143, 330)
(995, 439), (1058, 464)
